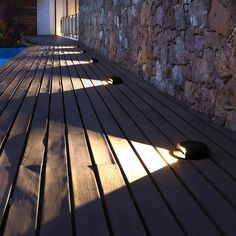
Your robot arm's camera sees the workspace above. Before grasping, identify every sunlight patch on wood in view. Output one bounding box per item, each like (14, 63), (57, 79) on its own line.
(62, 51), (83, 55)
(157, 147), (179, 164)
(65, 59), (92, 65)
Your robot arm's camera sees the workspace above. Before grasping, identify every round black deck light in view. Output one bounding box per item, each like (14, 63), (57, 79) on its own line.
(90, 58), (99, 63)
(108, 76), (123, 85)
(172, 140), (210, 160)
(82, 49), (87, 53)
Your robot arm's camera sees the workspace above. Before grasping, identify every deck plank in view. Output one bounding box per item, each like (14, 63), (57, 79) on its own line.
(96, 52), (236, 158)
(118, 84), (236, 208)
(0, 47), (30, 82)
(0, 47), (47, 228)
(0, 47), (39, 114)
(75, 50), (223, 236)
(83, 47), (236, 179)
(80, 43), (236, 149)
(84, 51), (236, 207)
(0, 48), (32, 93)
(123, 82), (236, 178)
(40, 47), (73, 236)
(65, 48), (147, 236)
(0, 47), (43, 151)
(78, 47), (236, 235)
(0, 36), (235, 236)
(60, 48), (110, 236)
(69, 49), (185, 236)
(2, 47), (52, 236)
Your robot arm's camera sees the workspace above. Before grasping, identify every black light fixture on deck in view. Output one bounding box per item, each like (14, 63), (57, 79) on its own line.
(172, 140), (210, 160)
(108, 76), (123, 85)
(89, 58), (99, 63)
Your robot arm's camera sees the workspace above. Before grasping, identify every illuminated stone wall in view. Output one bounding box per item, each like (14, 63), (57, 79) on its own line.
(79, 0), (236, 131)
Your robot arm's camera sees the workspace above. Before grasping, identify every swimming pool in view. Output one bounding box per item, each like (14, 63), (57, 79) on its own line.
(0, 47), (26, 68)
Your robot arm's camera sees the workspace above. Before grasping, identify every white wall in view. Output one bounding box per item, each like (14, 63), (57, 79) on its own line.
(56, 0), (64, 36)
(37, 0), (55, 35)
(37, 0), (77, 36)
(68, 0), (77, 15)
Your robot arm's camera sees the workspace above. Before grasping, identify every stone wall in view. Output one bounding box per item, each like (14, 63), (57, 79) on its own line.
(79, 0), (236, 131)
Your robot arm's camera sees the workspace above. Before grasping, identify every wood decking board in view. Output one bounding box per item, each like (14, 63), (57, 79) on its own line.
(0, 46), (47, 228)
(83, 48), (236, 180)
(69, 50), (186, 235)
(81, 51), (236, 208)
(120, 82), (236, 178)
(0, 48), (30, 83)
(0, 47), (37, 99)
(75, 49), (225, 235)
(82, 44), (236, 151)
(100, 56), (236, 159)
(79, 46), (236, 234)
(60, 47), (110, 236)
(0, 47), (43, 152)
(188, 108), (236, 144)
(40, 47), (73, 236)
(0, 48), (39, 115)
(78, 47), (236, 184)
(0, 36), (235, 236)
(159, 95), (236, 158)
(65, 48), (148, 236)
(2, 47), (51, 236)
(116, 84), (236, 209)
(0, 49), (32, 90)
(2, 47), (52, 236)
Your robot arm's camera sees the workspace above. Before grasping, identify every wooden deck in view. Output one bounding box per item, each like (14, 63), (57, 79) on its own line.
(0, 36), (236, 236)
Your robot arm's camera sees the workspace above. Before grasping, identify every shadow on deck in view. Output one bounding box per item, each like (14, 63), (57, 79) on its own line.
(0, 36), (235, 236)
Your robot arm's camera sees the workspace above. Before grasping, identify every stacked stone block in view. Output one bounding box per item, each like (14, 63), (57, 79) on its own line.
(79, 0), (236, 131)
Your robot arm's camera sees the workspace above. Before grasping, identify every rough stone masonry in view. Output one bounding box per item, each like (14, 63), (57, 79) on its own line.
(79, 0), (236, 131)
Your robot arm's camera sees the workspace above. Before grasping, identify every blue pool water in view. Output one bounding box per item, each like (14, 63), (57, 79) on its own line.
(0, 47), (26, 68)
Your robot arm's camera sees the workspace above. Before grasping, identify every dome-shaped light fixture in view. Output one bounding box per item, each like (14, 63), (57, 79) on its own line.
(89, 58), (99, 63)
(108, 76), (123, 85)
(172, 140), (210, 160)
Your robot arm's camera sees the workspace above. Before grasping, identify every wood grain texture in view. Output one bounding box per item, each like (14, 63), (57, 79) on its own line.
(60, 48), (110, 236)
(0, 48), (37, 114)
(66, 48), (147, 236)
(0, 47), (36, 87)
(70, 50), (184, 236)
(0, 47), (43, 150)
(3, 47), (52, 236)
(0, 36), (235, 236)
(0, 47), (45, 225)
(40, 48), (72, 236)
(77, 52), (221, 236)
(77, 44), (236, 235)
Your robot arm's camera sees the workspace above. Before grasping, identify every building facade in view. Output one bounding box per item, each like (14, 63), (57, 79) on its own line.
(37, 0), (78, 35)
